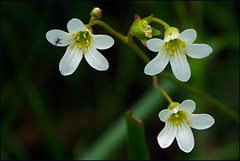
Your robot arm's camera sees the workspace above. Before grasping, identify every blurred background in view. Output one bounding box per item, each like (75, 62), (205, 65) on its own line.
(1, 1), (239, 160)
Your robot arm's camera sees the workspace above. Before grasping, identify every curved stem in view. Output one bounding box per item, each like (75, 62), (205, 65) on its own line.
(127, 36), (150, 64)
(153, 75), (173, 103)
(92, 20), (128, 43)
(152, 17), (170, 29)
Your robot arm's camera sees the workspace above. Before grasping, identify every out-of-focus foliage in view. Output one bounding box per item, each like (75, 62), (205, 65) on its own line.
(1, 1), (239, 160)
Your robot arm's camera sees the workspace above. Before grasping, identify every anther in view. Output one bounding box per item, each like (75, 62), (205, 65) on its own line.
(181, 111), (187, 115)
(83, 33), (87, 39)
(168, 116), (172, 121)
(78, 44), (82, 49)
(175, 114), (179, 118)
(182, 41), (186, 48)
(172, 47), (177, 51)
(183, 50), (187, 55)
(70, 44), (74, 49)
(76, 36), (80, 41)
(169, 51), (174, 56)
(186, 121), (190, 125)
(86, 40), (90, 47)
(175, 120), (180, 125)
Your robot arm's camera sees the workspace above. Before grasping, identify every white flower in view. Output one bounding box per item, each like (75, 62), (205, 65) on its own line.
(157, 99), (215, 153)
(144, 27), (213, 82)
(46, 18), (114, 76)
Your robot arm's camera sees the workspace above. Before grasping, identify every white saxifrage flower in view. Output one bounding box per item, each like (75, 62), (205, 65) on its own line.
(157, 99), (215, 153)
(46, 18), (114, 76)
(144, 27), (213, 82)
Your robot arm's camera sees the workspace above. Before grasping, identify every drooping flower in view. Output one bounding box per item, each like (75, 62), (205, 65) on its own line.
(144, 27), (213, 82)
(157, 100), (215, 153)
(46, 18), (114, 76)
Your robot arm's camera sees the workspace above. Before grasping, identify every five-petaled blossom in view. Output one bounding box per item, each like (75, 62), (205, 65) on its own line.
(144, 27), (213, 82)
(46, 18), (114, 76)
(157, 99), (214, 153)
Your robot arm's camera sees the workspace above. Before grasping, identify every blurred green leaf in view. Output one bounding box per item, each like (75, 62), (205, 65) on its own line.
(125, 111), (150, 160)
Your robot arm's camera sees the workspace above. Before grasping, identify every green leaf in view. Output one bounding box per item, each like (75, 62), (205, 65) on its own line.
(125, 111), (150, 160)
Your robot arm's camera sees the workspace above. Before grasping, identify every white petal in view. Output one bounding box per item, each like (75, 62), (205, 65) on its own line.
(179, 99), (196, 113)
(67, 18), (87, 33)
(157, 121), (177, 149)
(92, 35), (114, 50)
(186, 44), (213, 59)
(84, 45), (109, 71)
(59, 45), (83, 76)
(176, 29), (197, 44)
(170, 52), (191, 82)
(176, 122), (194, 153)
(159, 109), (173, 122)
(46, 29), (71, 47)
(146, 38), (165, 52)
(189, 114), (215, 130)
(144, 47), (170, 75)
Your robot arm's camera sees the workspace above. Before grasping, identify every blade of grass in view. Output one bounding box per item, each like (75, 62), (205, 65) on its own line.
(125, 111), (150, 160)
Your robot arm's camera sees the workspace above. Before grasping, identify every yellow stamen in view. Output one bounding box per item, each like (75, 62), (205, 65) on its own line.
(183, 50), (187, 55)
(181, 111), (187, 116)
(175, 120), (181, 125)
(182, 41), (186, 48)
(83, 33), (86, 39)
(86, 40), (90, 47)
(72, 34), (76, 36)
(83, 50), (87, 54)
(70, 44), (74, 49)
(175, 114), (179, 118)
(172, 47), (177, 51)
(169, 51), (174, 56)
(166, 45), (169, 50)
(168, 116), (172, 121)
(78, 44), (82, 49)
(76, 36), (80, 41)
(186, 121), (190, 125)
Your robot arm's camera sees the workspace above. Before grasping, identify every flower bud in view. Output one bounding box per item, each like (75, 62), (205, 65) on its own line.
(90, 7), (102, 20)
(164, 27), (180, 41)
(168, 102), (180, 113)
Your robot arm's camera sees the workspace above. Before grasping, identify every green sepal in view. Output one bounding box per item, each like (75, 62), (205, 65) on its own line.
(131, 14), (162, 46)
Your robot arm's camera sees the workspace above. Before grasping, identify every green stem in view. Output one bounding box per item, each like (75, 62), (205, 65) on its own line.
(92, 20), (128, 43)
(152, 17), (170, 29)
(153, 75), (173, 103)
(127, 36), (150, 64)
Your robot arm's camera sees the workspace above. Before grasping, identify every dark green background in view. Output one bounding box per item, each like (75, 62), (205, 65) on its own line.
(1, 1), (239, 160)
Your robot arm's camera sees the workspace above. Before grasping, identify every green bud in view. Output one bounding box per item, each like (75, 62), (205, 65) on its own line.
(90, 7), (102, 20)
(131, 14), (161, 46)
(164, 27), (180, 41)
(168, 102), (180, 113)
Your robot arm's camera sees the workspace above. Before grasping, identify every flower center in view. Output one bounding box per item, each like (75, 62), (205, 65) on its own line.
(70, 31), (91, 54)
(168, 111), (190, 125)
(165, 39), (187, 56)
